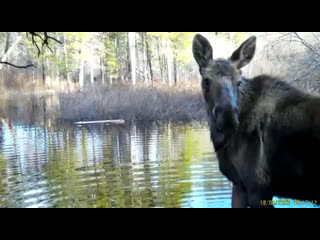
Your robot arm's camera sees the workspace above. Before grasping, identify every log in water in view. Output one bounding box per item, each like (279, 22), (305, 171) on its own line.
(74, 120), (125, 125)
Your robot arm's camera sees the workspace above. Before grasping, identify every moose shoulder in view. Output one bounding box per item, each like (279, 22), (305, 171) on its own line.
(193, 34), (320, 208)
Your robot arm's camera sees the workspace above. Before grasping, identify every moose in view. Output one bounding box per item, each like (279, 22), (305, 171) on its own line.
(193, 34), (320, 208)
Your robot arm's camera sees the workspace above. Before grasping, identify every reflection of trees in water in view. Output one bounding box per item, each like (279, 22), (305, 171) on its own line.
(0, 125), (50, 207)
(0, 123), (2, 146)
(104, 123), (194, 208)
(0, 122), (221, 208)
(55, 123), (196, 208)
(0, 94), (59, 126)
(155, 124), (192, 207)
(0, 139), (7, 206)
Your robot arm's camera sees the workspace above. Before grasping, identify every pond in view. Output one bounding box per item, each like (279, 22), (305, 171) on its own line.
(0, 122), (234, 208)
(0, 94), (317, 208)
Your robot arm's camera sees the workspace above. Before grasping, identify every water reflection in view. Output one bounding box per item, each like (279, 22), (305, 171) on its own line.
(0, 118), (318, 208)
(0, 121), (236, 208)
(0, 92), (58, 127)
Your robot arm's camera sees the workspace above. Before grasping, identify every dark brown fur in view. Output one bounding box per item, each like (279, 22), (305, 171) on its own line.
(193, 34), (320, 208)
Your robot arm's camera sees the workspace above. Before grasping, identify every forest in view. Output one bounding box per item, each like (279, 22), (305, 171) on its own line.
(1, 32), (320, 123)
(1, 32), (320, 209)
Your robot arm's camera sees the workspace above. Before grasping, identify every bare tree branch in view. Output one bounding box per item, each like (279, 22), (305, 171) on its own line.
(0, 61), (34, 69)
(0, 32), (63, 70)
(30, 33), (41, 57)
(43, 32), (62, 44)
(27, 32), (62, 57)
(292, 32), (320, 58)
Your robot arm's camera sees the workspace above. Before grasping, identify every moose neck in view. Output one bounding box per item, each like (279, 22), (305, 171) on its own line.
(238, 76), (264, 120)
(237, 74), (304, 133)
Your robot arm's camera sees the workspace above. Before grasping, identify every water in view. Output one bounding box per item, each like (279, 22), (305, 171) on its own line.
(0, 120), (318, 208)
(0, 122), (235, 208)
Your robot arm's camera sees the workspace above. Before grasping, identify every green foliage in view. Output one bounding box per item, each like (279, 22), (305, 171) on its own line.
(0, 33), (8, 54)
(23, 32), (90, 75)
(0, 32), (254, 88)
(147, 32), (195, 66)
(103, 33), (120, 78)
(169, 32), (195, 65)
(233, 32), (252, 45)
(213, 32), (251, 45)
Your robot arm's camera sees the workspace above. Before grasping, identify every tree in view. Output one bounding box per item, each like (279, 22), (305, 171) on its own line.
(0, 32), (258, 90)
(145, 33), (153, 85)
(79, 39), (85, 90)
(128, 32), (136, 85)
(0, 32), (32, 69)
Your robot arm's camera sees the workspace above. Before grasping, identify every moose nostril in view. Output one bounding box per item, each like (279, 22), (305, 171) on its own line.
(214, 105), (223, 117)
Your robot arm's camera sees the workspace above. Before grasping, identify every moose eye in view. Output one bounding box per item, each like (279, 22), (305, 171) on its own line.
(203, 78), (210, 89)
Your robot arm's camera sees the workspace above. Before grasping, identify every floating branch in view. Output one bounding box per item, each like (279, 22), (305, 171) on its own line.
(74, 120), (126, 125)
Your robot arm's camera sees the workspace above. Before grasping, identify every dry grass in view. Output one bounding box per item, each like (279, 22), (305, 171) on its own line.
(58, 84), (207, 122)
(4, 33), (320, 124)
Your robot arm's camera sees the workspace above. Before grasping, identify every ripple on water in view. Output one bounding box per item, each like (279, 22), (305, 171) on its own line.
(0, 122), (314, 208)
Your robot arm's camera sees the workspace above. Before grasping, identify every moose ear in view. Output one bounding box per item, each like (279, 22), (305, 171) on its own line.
(192, 34), (213, 69)
(229, 36), (256, 69)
